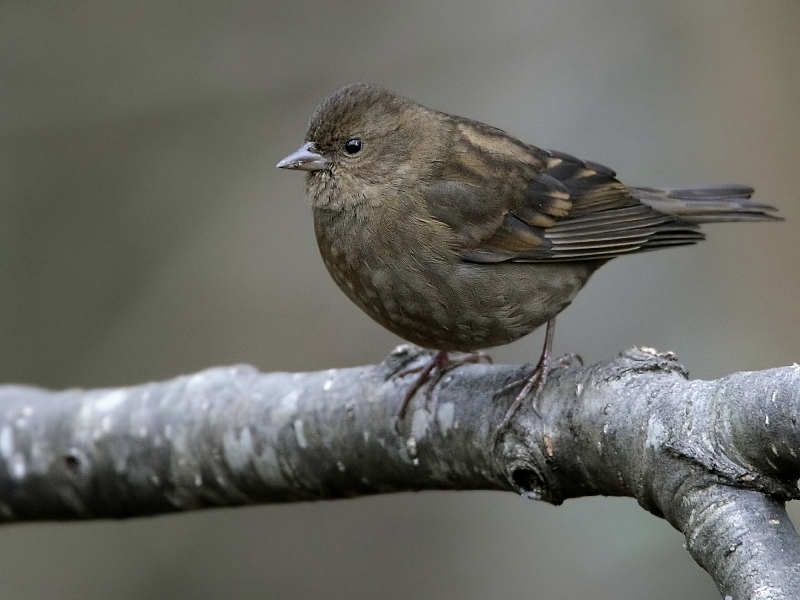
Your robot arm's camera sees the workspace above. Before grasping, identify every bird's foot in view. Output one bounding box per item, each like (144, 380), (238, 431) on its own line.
(491, 352), (580, 444)
(393, 350), (490, 432)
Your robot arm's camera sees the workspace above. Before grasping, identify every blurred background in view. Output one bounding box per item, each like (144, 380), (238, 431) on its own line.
(1, 1), (798, 598)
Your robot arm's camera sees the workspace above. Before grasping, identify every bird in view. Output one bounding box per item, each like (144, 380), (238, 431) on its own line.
(277, 82), (782, 433)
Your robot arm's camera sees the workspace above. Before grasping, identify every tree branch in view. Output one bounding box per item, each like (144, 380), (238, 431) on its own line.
(1, 346), (798, 597)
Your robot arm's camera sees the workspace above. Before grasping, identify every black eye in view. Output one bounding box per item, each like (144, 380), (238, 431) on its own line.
(344, 138), (362, 154)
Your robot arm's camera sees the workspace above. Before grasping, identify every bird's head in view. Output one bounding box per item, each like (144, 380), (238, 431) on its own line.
(278, 83), (443, 209)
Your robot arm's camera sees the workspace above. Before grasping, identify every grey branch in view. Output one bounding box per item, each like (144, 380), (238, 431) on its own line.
(1, 346), (799, 598)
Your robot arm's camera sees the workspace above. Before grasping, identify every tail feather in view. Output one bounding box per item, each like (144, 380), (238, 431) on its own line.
(633, 185), (783, 223)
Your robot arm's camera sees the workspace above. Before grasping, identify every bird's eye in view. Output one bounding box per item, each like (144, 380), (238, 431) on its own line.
(344, 138), (362, 155)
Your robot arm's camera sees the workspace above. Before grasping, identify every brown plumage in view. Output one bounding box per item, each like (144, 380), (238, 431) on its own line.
(278, 83), (782, 428)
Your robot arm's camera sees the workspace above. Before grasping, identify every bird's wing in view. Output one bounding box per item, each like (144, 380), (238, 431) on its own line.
(425, 130), (704, 264)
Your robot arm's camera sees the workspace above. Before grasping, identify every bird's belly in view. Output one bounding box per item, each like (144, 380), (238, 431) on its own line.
(324, 248), (595, 352)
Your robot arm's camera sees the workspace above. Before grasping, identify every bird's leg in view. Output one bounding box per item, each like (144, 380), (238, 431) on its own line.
(394, 350), (489, 428)
(493, 318), (577, 441)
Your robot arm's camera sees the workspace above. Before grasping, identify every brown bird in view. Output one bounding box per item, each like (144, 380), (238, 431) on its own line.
(277, 83), (782, 432)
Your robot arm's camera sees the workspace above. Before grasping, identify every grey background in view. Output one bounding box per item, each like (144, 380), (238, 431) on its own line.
(1, 1), (798, 598)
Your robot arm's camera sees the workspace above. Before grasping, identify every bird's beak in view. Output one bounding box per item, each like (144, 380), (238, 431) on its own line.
(276, 142), (329, 171)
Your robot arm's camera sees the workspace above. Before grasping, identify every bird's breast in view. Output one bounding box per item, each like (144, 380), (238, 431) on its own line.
(312, 206), (595, 351)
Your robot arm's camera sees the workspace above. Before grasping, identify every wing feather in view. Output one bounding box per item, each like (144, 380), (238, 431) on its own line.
(424, 121), (776, 264)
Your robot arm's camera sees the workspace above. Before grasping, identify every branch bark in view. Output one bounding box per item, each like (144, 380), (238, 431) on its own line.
(0, 346), (798, 598)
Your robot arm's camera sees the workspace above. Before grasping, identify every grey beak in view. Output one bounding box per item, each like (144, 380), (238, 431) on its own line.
(276, 142), (329, 171)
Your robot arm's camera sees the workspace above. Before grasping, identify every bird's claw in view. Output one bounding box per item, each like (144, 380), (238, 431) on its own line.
(393, 351), (489, 433)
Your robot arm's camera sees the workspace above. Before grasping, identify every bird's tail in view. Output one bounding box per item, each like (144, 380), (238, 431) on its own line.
(632, 185), (783, 224)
